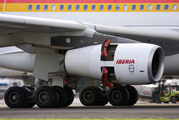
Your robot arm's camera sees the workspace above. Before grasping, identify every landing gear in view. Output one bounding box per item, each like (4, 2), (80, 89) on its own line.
(34, 85), (73, 108)
(107, 86), (129, 106)
(4, 86), (27, 108)
(5, 86), (37, 108)
(34, 86), (57, 108)
(22, 101), (36, 108)
(97, 98), (108, 106)
(22, 87), (35, 108)
(64, 86), (74, 107)
(79, 85), (138, 107)
(79, 86), (108, 106)
(4, 78), (75, 108)
(125, 85), (138, 106)
(79, 86), (100, 106)
(96, 86), (108, 106)
(53, 86), (68, 107)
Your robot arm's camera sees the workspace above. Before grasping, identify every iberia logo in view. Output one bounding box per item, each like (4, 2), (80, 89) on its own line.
(116, 59), (135, 64)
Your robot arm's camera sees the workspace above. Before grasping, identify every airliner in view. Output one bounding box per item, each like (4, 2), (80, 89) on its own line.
(0, 0), (179, 108)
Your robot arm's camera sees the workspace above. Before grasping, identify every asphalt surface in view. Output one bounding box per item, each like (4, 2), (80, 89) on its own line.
(0, 98), (179, 119)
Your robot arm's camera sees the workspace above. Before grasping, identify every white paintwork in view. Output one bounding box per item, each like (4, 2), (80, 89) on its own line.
(0, 46), (23, 55)
(50, 75), (64, 87)
(102, 61), (114, 67)
(0, 52), (35, 72)
(164, 53), (179, 75)
(95, 24), (179, 43)
(65, 45), (102, 80)
(65, 43), (164, 84)
(113, 43), (164, 84)
(0, 46), (67, 80)
(4, 12), (179, 26)
(0, 14), (85, 31)
(33, 50), (59, 80)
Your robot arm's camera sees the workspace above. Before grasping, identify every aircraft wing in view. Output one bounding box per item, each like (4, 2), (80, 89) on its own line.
(0, 14), (85, 34)
(94, 24), (179, 55)
(0, 14), (179, 55)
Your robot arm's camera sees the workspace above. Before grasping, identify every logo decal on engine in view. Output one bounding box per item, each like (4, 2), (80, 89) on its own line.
(116, 59), (135, 64)
(129, 65), (135, 72)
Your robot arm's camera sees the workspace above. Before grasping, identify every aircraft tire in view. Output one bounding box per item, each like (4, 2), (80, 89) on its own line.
(63, 86), (74, 107)
(171, 97), (177, 103)
(95, 87), (108, 106)
(52, 86), (68, 107)
(79, 86), (100, 106)
(125, 85), (138, 106)
(96, 98), (108, 106)
(107, 86), (129, 106)
(34, 86), (57, 108)
(22, 86), (35, 108)
(4, 86), (27, 108)
(22, 101), (36, 108)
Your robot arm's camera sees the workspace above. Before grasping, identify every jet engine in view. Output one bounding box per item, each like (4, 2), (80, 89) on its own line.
(65, 43), (165, 84)
(0, 43), (165, 85)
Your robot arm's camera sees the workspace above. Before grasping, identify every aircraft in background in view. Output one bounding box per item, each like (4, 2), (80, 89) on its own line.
(0, 0), (179, 108)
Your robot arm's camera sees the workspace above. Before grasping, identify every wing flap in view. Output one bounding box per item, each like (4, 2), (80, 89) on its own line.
(94, 24), (179, 55)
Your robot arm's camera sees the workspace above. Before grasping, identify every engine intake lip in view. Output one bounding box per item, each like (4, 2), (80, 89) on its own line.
(148, 46), (165, 83)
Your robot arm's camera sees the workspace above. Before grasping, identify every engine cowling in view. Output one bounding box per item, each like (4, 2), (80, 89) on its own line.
(65, 43), (165, 85)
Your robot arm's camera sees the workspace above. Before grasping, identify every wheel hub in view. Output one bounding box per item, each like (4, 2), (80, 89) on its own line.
(38, 92), (49, 104)
(111, 90), (122, 102)
(83, 91), (93, 102)
(9, 92), (19, 104)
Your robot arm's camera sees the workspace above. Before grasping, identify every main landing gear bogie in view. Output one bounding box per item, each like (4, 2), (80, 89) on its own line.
(79, 85), (138, 106)
(4, 85), (74, 108)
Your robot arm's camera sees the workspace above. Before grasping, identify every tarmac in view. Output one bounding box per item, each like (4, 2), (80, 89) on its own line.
(1, 97), (179, 118)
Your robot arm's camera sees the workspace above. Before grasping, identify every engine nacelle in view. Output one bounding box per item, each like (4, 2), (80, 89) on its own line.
(65, 43), (165, 84)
